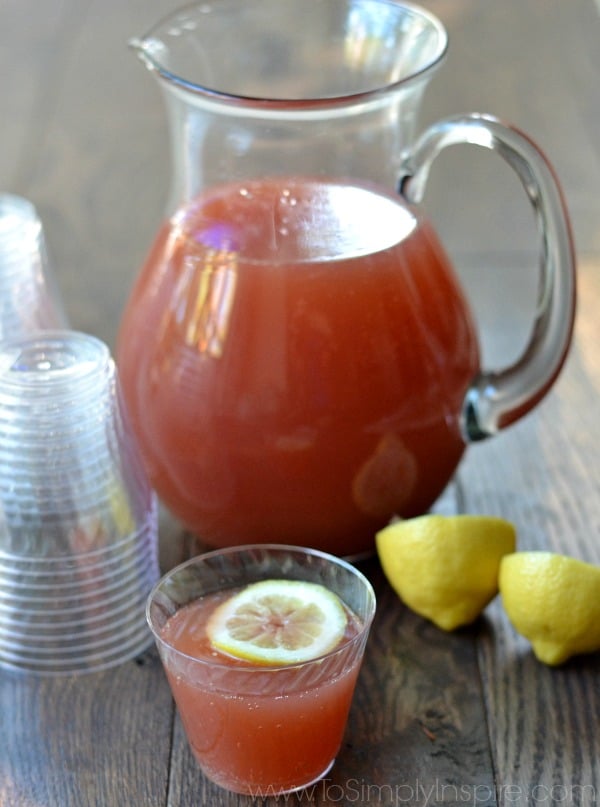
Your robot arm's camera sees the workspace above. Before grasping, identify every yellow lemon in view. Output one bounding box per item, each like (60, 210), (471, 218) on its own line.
(376, 514), (516, 630)
(206, 579), (348, 665)
(499, 551), (600, 665)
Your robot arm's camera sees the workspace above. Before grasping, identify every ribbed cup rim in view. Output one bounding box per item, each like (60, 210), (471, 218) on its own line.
(0, 629), (153, 676)
(0, 538), (157, 587)
(0, 609), (150, 653)
(0, 564), (158, 615)
(0, 550), (158, 599)
(0, 506), (157, 565)
(0, 330), (111, 401)
(0, 575), (157, 630)
(0, 599), (150, 642)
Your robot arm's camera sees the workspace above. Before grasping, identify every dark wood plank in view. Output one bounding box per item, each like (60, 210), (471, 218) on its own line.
(1, 651), (173, 807)
(457, 259), (600, 803)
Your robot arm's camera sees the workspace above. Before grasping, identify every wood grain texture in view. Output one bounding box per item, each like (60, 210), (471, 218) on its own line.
(1, 0), (599, 805)
(457, 258), (600, 806)
(1, 651), (173, 807)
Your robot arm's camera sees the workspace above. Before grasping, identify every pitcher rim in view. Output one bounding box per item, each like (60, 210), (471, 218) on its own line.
(131, 0), (448, 111)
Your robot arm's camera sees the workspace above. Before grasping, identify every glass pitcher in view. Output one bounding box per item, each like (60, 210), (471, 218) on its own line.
(118, 0), (575, 557)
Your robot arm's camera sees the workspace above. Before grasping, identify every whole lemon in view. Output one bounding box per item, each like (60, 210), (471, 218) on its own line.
(376, 514), (516, 630)
(499, 551), (600, 665)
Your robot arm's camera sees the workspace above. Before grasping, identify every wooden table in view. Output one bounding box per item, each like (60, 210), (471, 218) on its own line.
(1, 1), (599, 804)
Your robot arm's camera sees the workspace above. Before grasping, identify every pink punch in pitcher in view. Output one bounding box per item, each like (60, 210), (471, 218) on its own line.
(118, 0), (576, 557)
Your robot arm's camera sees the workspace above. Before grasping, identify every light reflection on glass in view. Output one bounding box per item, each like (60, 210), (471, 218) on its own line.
(158, 226), (239, 362)
(182, 248), (238, 358)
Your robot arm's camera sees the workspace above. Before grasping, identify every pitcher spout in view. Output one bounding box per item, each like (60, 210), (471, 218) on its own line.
(128, 36), (164, 74)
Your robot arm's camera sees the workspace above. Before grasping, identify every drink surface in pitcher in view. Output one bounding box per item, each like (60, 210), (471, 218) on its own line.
(118, 176), (479, 556)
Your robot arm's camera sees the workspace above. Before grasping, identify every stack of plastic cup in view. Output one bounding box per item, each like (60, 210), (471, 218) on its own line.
(0, 330), (160, 675)
(0, 193), (68, 340)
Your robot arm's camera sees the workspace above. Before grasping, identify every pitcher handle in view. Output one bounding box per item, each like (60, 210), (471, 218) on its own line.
(399, 113), (576, 442)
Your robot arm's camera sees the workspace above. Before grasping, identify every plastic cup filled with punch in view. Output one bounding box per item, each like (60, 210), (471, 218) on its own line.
(147, 544), (376, 796)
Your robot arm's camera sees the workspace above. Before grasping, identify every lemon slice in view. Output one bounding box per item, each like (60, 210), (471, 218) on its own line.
(206, 579), (348, 665)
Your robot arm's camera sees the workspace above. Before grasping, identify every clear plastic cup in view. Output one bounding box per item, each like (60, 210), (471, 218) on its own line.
(0, 566), (157, 632)
(0, 331), (154, 558)
(0, 626), (153, 675)
(147, 544), (376, 796)
(0, 516), (157, 573)
(0, 551), (157, 673)
(0, 596), (153, 643)
(0, 194), (68, 340)
(0, 331), (160, 675)
(0, 515), (157, 584)
(0, 552), (156, 604)
(0, 556), (157, 618)
(0, 617), (151, 657)
(0, 589), (151, 643)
